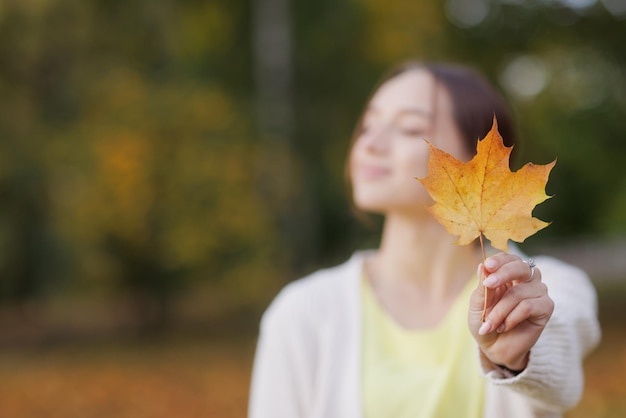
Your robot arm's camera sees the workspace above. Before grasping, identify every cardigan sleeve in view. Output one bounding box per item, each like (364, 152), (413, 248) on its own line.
(479, 256), (601, 413)
(248, 282), (317, 418)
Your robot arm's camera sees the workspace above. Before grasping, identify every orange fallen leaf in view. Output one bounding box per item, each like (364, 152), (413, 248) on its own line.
(418, 117), (555, 253)
(417, 117), (555, 321)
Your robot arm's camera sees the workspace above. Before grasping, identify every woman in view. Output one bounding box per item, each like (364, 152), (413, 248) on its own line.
(248, 61), (600, 418)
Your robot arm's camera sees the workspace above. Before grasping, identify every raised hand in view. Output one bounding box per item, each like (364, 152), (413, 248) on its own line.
(468, 252), (554, 372)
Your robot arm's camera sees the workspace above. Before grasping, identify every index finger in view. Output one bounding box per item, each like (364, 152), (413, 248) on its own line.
(482, 254), (541, 289)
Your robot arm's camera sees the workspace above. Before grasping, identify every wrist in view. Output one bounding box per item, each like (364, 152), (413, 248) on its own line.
(497, 352), (529, 374)
(479, 349), (529, 376)
(495, 363), (525, 376)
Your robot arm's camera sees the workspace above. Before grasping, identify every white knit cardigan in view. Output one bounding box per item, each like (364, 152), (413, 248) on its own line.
(249, 251), (600, 418)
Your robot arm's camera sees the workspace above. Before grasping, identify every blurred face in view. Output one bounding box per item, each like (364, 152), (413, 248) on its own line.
(349, 69), (470, 216)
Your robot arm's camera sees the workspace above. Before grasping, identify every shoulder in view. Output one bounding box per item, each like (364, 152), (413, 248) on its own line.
(511, 246), (596, 304)
(511, 246), (598, 331)
(260, 252), (367, 330)
(533, 255), (588, 281)
(532, 254), (600, 355)
(532, 255), (597, 305)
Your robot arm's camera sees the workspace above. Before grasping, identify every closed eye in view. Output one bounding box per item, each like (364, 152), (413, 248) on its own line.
(400, 127), (426, 137)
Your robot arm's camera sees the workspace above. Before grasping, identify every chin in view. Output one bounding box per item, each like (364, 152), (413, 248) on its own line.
(352, 193), (432, 217)
(352, 195), (401, 214)
(353, 201), (386, 214)
(352, 190), (389, 212)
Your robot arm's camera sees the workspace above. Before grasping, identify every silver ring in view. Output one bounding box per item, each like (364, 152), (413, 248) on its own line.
(523, 258), (536, 281)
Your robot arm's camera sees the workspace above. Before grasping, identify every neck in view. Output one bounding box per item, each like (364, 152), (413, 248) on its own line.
(369, 211), (481, 301)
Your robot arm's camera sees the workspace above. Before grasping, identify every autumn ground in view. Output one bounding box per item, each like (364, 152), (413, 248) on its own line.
(0, 282), (624, 418)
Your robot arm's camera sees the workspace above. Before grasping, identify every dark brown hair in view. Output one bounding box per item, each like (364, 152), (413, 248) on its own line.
(352, 61), (517, 155)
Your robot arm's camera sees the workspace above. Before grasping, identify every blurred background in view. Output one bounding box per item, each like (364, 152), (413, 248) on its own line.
(0, 0), (625, 416)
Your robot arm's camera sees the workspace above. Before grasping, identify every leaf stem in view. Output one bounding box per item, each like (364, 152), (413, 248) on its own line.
(479, 233), (487, 322)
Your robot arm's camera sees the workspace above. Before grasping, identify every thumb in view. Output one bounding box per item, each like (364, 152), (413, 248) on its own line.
(470, 263), (486, 311)
(469, 263), (496, 342)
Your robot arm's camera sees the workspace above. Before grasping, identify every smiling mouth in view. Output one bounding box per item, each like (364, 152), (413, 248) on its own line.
(357, 164), (390, 179)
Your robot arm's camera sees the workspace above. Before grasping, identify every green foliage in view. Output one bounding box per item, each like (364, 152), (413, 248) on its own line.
(0, 0), (276, 326)
(0, 0), (624, 326)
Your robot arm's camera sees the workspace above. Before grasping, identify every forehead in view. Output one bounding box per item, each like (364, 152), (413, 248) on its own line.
(368, 69), (437, 114)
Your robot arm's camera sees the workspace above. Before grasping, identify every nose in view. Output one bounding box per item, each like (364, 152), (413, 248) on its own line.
(363, 123), (391, 154)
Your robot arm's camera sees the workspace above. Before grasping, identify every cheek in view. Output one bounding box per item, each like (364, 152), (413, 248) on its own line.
(429, 126), (472, 163)
(347, 145), (360, 181)
(395, 142), (430, 180)
(393, 145), (433, 201)
(407, 155), (429, 181)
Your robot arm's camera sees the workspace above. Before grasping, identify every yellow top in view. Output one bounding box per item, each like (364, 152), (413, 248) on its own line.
(361, 274), (485, 418)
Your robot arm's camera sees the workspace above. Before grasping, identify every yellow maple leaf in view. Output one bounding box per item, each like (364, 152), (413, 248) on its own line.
(417, 117), (555, 252)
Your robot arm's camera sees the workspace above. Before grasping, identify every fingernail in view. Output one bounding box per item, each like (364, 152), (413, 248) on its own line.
(478, 321), (492, 335)
(484, 258), (497, 269)
(483, 274), (498, 287)
(496, 323), (505, 333)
